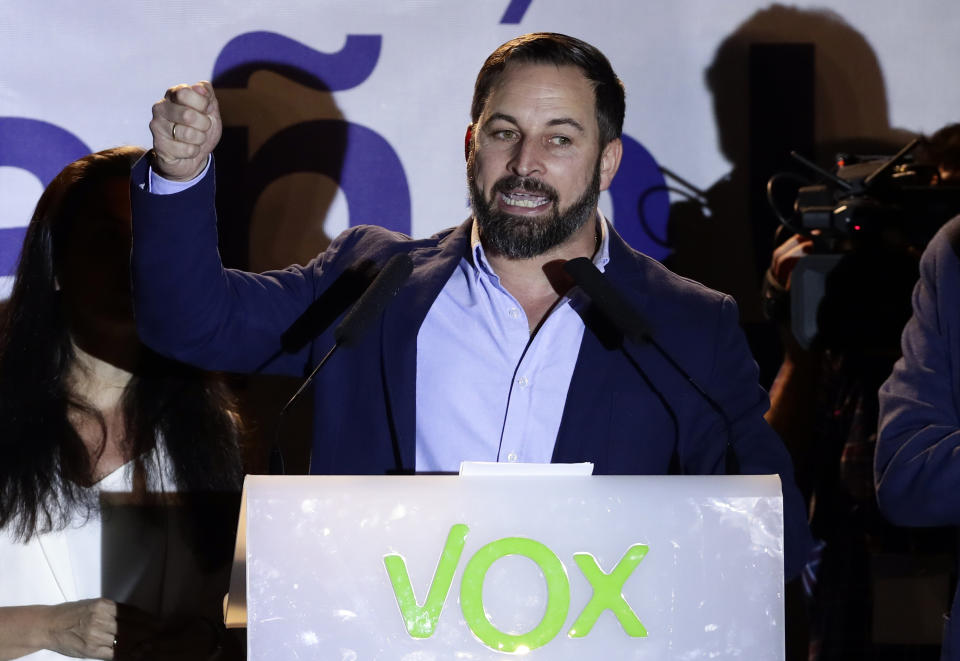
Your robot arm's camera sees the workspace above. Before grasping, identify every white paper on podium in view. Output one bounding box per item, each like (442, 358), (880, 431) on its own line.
(235, 474), (785, 660)
(459, 461), (594, 476)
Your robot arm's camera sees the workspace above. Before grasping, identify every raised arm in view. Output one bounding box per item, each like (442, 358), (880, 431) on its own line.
(131, 82), (322, 376)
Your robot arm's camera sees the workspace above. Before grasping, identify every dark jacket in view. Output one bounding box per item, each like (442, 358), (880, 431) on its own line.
(130, 156), (812, 580)
(877, 215), (960, 659)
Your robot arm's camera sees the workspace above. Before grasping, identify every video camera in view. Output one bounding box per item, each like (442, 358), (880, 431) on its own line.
(767, 139), (960, 350)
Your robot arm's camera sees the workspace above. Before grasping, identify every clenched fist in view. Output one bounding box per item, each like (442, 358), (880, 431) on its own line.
(0, 599), (119, 660)
(45, 598), (118, 660)
(149, 81), (222, 182)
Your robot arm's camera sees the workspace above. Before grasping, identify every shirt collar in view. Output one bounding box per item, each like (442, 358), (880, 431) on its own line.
(468, 210), (612, 284)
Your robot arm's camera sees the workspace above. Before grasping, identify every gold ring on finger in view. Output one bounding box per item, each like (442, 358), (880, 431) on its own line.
(171, 123), (178, 140)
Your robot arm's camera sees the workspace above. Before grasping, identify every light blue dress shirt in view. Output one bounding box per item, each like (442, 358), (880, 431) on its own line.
(150, 163), (611, 473)
(415, 217), (610, 472)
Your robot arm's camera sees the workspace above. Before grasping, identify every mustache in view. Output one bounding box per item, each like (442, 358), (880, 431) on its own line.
(491, 175), (559, 201)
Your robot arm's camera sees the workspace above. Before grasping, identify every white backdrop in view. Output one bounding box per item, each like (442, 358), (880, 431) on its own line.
(2, 0), (959, 295)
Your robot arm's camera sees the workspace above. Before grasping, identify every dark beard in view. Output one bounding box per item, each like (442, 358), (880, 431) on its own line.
(469, 159), (601, 259)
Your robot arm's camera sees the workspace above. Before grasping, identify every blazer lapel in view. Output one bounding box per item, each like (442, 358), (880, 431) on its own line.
(380, 220), (473, 471)
(553, 221), (651, 466)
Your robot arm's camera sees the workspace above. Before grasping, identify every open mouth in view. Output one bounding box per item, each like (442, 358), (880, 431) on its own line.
(497, 189), (553, 213)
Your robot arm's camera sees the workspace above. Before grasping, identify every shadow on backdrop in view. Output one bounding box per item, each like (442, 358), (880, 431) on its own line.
(665, 4), (914, 387)
(668, 6), (951, 661)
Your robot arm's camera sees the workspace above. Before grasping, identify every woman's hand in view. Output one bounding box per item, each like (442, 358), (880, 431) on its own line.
(45, 598), (118, 659)
(0, 599), (117, 660)
(769, 232), (814, 289)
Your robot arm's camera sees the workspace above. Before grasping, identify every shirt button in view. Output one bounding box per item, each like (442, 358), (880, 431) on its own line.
(517, 376), (529, 388)
(508, 307), (521, 319)
(507, 452), (518, 462)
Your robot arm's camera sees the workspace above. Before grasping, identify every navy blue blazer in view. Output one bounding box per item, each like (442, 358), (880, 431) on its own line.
(877, 216), (960, 659)
(131, 156), (812, 579)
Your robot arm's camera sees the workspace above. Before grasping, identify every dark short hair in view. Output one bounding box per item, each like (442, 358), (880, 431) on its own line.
(471, 33), (625, 147)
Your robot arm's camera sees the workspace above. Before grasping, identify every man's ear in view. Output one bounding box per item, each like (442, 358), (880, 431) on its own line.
(599, 138), (623, 191)
(464, 125), (474, 162)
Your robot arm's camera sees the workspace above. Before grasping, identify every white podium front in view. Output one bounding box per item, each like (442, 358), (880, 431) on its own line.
(228, 474), (785, 660)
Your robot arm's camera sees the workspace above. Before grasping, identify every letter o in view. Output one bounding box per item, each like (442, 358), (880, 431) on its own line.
(460, 537), (570, 652)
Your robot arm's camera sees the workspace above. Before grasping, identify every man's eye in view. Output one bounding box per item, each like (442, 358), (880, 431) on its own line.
(550, 135), (571, 146)
(494, 130), (518, 141)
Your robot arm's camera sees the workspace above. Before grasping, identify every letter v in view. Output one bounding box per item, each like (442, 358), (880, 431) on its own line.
(383, 524), (469, 638)
(568, 544), (648, 638)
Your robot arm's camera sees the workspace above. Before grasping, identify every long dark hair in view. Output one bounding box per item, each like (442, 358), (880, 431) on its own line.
(0, 146), (244, 541)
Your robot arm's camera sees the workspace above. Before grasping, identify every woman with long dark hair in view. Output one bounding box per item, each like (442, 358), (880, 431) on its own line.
(0, 146), (244, 660)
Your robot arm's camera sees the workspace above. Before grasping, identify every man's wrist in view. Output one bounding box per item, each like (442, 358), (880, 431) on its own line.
(147, 154), (211, 195)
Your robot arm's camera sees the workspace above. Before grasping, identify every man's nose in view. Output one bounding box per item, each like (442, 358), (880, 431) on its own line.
(508, 138), (544, 177)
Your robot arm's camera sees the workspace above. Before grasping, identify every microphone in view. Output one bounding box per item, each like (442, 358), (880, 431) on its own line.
(562, 257), (651, 343)
(562, 257), (739, 474)
(271, 253), (414, 473)
(280, 262), (379, 354)
(333, 253), (414, 347)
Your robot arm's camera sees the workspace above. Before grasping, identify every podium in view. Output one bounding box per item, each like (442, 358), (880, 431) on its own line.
(226, 474), (785, 659)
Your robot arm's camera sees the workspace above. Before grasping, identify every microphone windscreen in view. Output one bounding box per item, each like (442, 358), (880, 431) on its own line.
(333, 253), (414, 347)
(563, 257), (649, 343)
(280, 265), (375, 354)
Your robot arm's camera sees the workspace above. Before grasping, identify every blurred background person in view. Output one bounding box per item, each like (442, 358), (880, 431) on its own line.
(764, 126), (960, 660)
(876, 123), (960, 661)
(0, 146), (245, 660)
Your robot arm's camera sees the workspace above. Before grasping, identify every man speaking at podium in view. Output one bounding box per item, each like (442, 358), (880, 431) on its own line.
(129, 33), (812, 579)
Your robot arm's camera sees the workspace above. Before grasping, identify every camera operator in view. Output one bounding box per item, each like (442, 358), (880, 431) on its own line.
(765, 126), (960, 660)
(876, 123), (960, 660)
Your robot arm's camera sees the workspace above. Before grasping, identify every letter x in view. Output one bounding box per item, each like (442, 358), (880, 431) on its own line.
(568, 544), (648, 638)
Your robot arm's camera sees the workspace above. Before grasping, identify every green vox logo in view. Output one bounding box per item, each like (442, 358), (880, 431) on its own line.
(383, 524), (648, 653)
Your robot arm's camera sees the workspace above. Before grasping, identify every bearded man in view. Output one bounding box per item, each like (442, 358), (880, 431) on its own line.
(130, 32), (812, 579)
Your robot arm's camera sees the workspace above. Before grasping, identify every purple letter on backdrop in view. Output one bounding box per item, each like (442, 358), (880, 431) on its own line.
(0, 118), (90, 275)
(213, 33), (410, 235)
(500, 0), (533, 23)
(609, 135), (670, 262)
